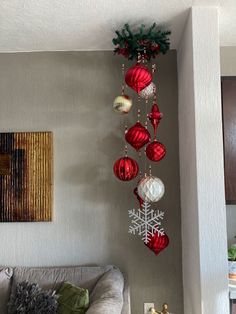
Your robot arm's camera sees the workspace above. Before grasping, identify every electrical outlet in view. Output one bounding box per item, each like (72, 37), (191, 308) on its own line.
(144, 303), (154, 314)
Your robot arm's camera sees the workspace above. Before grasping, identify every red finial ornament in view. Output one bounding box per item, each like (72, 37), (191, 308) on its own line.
(148, 103), (163, 138)
(125, 64), (152, 93)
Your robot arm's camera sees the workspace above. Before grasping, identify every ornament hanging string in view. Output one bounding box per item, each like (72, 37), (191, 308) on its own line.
(121, 63), (128, 156)
(121, 63), (125, 96)
(144, 97), (149, 176)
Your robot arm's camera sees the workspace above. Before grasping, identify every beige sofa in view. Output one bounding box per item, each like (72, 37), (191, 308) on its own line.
(0, 265), (130, 314)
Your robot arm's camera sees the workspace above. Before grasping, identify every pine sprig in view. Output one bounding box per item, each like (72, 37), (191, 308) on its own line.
(112, 23), (171, 61)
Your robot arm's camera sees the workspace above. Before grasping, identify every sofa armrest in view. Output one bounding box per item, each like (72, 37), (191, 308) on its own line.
(122, 279), (131, 314)
(86, 267), (124, 314)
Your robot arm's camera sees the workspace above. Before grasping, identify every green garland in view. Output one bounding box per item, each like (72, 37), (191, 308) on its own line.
(112, 23), (171, 61)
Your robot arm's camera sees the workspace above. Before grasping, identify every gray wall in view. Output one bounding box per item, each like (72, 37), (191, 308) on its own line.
(221, 47), (236, 246)
(0, 51), (183, 314)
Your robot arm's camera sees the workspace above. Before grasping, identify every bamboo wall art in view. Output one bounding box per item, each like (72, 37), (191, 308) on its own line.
(0, 132), (53, 222)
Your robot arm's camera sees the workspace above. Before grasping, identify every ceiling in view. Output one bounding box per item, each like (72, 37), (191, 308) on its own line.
(0, 0), (235, 52)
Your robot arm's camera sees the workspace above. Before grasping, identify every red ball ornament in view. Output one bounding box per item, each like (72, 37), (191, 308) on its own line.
(125, 122), (151, 151)
(146, 140), (166, 162)
(125, 64), (152, 93)
(113, 157), (139, 181)
(145, 233), (169, 255)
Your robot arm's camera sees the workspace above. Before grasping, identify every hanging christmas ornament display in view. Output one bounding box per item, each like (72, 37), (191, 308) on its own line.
(139, 82), (156, 99)
(146, 140), (166, 162)
(145, 232), (169, 255)
(137, 175), (165, 203)
(112, 23), (171, 255)
(125, 64), (152, 93)
(125, 122), (151, 151)
(113, 95), (132, 114)
(113, 156), (139, 181)
(128, 201), (165, 244)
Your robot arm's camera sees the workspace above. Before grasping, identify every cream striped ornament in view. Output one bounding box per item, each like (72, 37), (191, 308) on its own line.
(113, 95), (132, 114)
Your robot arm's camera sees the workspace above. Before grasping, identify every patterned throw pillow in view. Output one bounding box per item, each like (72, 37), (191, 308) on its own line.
(57, 282), (89, 314)
(8, 281), (58, 314)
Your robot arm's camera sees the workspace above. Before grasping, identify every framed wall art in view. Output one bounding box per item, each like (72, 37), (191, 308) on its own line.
(0, 132), (53, 222)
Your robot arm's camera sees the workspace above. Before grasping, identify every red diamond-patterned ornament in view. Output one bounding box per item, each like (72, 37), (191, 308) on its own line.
(146, 140), (166, 162)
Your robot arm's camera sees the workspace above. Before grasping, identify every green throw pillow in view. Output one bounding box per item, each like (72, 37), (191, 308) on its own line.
(57, 282), (89, 314)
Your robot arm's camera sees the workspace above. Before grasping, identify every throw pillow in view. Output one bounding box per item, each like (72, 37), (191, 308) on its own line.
(57, 281), (89, 314)
(8, 281), (58, 314)
(0, 267), (13, 314)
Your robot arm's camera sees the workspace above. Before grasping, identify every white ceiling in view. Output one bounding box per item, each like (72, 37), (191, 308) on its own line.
(0, 0), (235, 52)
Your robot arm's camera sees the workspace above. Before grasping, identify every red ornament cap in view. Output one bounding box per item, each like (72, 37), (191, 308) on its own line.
(133, 187), (144, 208)
(145, 232), (169, 255)
(125, 64), (152, 93)
(148, 103), (163, 138)
(113, 156), (139, 181)
(146, 140), (166, 162)
(125, 122), (151, 151)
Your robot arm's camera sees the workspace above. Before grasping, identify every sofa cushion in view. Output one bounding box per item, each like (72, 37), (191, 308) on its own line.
(86, 267), (124, 314)
(11, 265), (113, 294)
(0, 267), (13, 314)
(57, 282), (89, 314)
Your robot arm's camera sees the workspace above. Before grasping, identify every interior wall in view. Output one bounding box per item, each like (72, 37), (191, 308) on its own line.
(220, 46), (236, 247)
(178, 8), (229, 314)
(177, 10), (202, 314)
(0, 51), (183, 314)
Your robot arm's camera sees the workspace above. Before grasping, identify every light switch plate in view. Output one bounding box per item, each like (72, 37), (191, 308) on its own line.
(144, 303), (154, 314)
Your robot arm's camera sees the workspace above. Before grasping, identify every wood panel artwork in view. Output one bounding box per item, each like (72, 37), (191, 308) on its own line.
(0, 132), (53, 222)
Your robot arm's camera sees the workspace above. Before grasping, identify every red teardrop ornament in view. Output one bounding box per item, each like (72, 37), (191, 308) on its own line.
(125, 122), (151, 151)
(145, 233), (169, 255)
(133, 187), (144, 208)
(113, 157), (139, 181)
(146, 140), (166, 162)
(148, 103), (163, 138)
(125, 64), (152, 93)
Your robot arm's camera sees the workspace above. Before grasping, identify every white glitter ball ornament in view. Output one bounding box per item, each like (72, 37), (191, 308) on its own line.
(137, 175), (165, 203)
(113, 95), (132, 114)
(139, 82), (156, 99)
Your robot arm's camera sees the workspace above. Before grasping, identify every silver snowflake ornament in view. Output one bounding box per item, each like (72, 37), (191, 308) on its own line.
(128, 201), (165, 244)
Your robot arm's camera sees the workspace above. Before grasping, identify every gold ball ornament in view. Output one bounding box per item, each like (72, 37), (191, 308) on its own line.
(113, 95), (132, 114)
(139, 82), (156, 99)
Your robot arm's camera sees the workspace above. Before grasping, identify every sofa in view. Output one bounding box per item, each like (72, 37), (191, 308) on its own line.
(0, 265), (131, 314)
